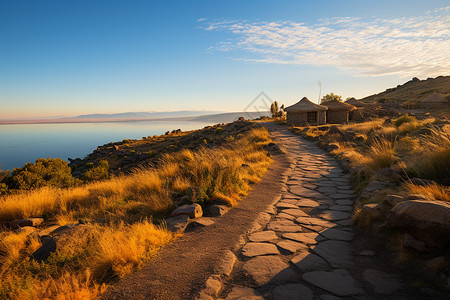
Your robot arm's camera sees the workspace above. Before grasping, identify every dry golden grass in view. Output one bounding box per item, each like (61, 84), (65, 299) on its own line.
(366, 138), (397, 171)
(406, 183), (450, 202)
(0, 126), (272, 299)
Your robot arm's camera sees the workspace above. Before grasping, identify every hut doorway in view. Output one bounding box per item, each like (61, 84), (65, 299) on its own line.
(307, 111), (317, 123)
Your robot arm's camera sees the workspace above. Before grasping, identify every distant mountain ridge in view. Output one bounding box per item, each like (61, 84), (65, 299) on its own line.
(73, 111), (223, 119)
(360, 75), (450, 103)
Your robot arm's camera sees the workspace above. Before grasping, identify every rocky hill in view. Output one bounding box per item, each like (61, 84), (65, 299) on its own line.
(360, 76), (450, 104)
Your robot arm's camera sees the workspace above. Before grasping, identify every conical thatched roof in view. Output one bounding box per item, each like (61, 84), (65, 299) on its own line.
(344, 97), (365, 107)
(322, 99), (356, 111)
(285, 97), (327, 112)
(421, 93), (448, 103)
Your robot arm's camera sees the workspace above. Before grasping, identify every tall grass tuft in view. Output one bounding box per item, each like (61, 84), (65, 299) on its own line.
(410, 126), (450, 185)
(366, 137), (397, 171)
(406, 183), (450, 202)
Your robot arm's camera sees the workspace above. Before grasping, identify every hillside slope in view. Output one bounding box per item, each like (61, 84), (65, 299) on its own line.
(360, 76), (450, 103)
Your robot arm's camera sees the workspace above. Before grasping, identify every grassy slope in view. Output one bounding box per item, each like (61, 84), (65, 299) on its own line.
(0, 122), (273, 299)
(360, 76), (450, 103)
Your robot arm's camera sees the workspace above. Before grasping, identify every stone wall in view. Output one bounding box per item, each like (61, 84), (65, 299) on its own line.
(326, 110), (349, 124)
(287, 111), (326, 126)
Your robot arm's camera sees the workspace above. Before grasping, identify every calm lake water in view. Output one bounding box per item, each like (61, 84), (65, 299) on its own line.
(0, 121), (214, 170)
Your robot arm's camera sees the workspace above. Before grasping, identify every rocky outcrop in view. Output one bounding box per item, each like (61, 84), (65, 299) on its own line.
(388, 200), (450, 249)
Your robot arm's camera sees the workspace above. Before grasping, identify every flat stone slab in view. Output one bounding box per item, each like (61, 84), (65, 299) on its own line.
(277, 213), (296, 220)
(275, 202), (299, 209)
(302, 269), (363, 296)
(328, 205), (353, 212)
(321, 210), (351, 221)
(217, 250), (236, 276)
(281, 209), (309, 217)
(291, 251), (329, 272)
(296, 199), (321, 208)
(242, 242), (280, 257)
(336, 219), (353, 226)
(276, 240), (308, 254)
(320, 228), (355, 241)
(272, 284), (313, 300)
(295, 217), (335, 228)
(267, 220), (303, 232)
(312, 240), (354, 268)
(335, 200), (353, 206)
(317, 187), (337, 193)
(243, 255), (297, 286)
(248, 231), (278, 242)
(225, 287), (263, 300)
(363, 269), (403, 294)
(329, 193), (354, 200)
(185, 218), (215, 232)
(282, 232), (319, 245)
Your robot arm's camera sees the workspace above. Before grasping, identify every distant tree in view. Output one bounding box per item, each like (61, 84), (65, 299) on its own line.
(0, 169), (8, 194)
(7, 158), (74, 190)
(270, 101), (279, 117)
(280, 104), (285, 111)
(321, 93), (342, 103)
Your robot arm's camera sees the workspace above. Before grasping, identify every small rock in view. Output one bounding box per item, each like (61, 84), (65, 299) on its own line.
(425, 256), (447, 271)
(281, 209), (309, 217)
(242, 242), (280, 257)
(225, 287), (263, 300)
(171, 204), (203, 218)
(10, 218), (44, 228)
(185, 218), (215, 232)
(272, 284), (313, 300)
(205, 204), (230, 217)
(15, 226), (36, 235)
(217, 250), (236, 276)
(203, 276), (221, 297)
(165, 215), (190, 232)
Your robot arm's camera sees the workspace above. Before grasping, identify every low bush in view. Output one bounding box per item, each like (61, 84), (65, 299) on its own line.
(394, 114), (416, 127)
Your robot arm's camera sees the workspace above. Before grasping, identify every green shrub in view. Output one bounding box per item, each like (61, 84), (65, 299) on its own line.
(83, 160), (110, 182)
(394, 114), (416, 127)
(6, 158), (74, 190)
(215, 127), (223, 134)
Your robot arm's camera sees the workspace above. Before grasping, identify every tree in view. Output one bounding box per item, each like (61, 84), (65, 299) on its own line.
(270, 101), (279, 117)
(321, 93), (342, 103)
(7, 158), (75, 190)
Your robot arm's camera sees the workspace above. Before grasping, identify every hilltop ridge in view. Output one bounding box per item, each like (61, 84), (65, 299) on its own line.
(360, 75), (450, 103)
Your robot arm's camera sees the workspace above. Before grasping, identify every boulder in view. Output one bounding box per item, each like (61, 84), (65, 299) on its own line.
(15, 226), (36, 235)
(205, 204), (230, 217)
(32, 235), (56, 261)
(171, 204), (203, 218)
(10, 218), (44, 229)
(388, 200), (450, 249)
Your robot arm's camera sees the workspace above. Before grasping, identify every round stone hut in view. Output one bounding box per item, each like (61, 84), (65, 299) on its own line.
(321, 100), (356, 124)
(420, 93), (449, 109)
(345, 98), (365, 121)
(285, 97), (327, 126)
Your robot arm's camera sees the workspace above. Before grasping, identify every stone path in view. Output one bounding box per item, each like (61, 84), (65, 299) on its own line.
(197, 124), (415, 300)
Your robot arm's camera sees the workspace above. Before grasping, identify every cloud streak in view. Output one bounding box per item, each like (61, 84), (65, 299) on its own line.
(202, 7), (450, 77)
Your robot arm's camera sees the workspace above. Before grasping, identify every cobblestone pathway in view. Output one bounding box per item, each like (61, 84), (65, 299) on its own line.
(197, 125), (413, 300)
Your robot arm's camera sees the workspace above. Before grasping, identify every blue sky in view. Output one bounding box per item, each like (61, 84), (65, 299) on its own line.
(0, 0), (449, 119)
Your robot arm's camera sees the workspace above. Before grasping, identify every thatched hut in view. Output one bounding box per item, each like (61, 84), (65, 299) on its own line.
(420, 93), (449, 109)
(345, 97), (365, 108)
(285, 97), (327, 126)
(321, 100), (356, 124)
(345, 98), (365, 121)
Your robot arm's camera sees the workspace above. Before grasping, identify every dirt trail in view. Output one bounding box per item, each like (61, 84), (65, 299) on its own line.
(101, 135), (290, 299)
(103, 123), (446, 300)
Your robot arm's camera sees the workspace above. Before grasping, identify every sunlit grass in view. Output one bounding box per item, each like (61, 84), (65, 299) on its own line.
(0, 125), (273, 299)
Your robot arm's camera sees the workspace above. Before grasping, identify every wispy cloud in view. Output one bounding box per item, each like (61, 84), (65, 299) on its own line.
(200, 7), (450, 77)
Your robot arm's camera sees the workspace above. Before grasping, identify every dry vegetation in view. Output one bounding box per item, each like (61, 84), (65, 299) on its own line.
(291, 115), (450, 204)
(0, 124), (272, 299)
